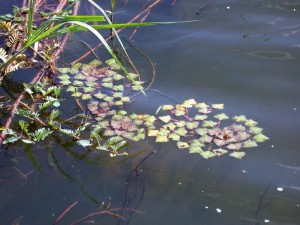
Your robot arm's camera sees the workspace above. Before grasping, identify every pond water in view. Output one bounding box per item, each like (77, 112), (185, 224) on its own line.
(1, 0), (300, 224)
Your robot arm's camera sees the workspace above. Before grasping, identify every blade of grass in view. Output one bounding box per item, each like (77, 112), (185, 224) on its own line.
(27, 0), (34, 38)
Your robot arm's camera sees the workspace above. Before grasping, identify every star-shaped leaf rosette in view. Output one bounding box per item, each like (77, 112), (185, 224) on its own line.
(57, 60), (268, 159)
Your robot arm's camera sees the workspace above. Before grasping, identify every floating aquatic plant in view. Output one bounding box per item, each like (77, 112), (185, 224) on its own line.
(56, 60), (269, 159)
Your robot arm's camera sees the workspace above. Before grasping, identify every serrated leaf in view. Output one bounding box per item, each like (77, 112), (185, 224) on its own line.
(156, 135), (169, 142)
(245, 119), (258, 127)
(194, 114), (208, 120)
(243, 139), (258, 148)
(66, 86), (77, 92)
(202, 120), (217, 127)
(229, 151), (246, 159)
(214, 139), (228, 146)
(82, 93), (92, 100)
(88, 59), (102, 66)
(195, 128), (207, 136)
(174, 109), (185, 116)
(33, 128), (51, 141)
(200, 135), (212, 143)
(200, 151), (216, 159)
(59, 80), (72, 85)
(186, 121), (199, 129)
(212, 104), (224, 110)
(49, 109), (60, 121)
(113, 85), (124, 92)
(148, 129), (159, 137)
(175, 121), (186, 127)
(163, 122), (176, 131)
(253, 133), (269, 142)
(102, 82), (113, 88)
(113, 92), (123, 98)
(83, 86), (95, 93)
(213, 148), (228, 156)
(162, 105), (174, 110)
(74, 73), (86, 80)
(168, 133), (180, 141)
(233, 115), (247, 122)
(71, 92), (82, 97)
(175, 127), (188, 136)
(189, 146), (203, 154)
(195, 102), (209, 109)
(227, 143), (242, 150)
(182, 99), (197, 108)
(177, 141), (189, 149)
(3, 135), (20, 144)
(214, 113), (229, 120)
(113, 74), (124, 80)
(73, 80), (84, 86)
(94, 92), (106, 99)
(58, 74), (70, 80)
(159, 115), (172, 123)
(121, 96), (130, 102)
(249, 127), (263, 134)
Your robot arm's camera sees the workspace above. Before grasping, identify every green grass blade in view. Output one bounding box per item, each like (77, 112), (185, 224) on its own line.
(55, 15), (105, 22)
(27, 0), (34, 38)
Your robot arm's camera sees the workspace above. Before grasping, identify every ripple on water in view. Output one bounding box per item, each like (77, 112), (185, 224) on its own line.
(247, 50), (294, 60)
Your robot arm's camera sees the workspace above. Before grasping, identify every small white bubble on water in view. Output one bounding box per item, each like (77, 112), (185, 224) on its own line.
(226, 6), (230, 9)
(216, 208), (222, 213)
(205, 206), (209, 209)
(264, 219), (270, 223)
(277, 187), (284, 192)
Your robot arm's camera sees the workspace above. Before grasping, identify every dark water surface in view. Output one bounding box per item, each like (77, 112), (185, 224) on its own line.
(1, 1), (300, 224)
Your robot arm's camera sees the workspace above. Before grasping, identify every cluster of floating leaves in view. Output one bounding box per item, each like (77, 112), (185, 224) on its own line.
(57, 60), (269, 159)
